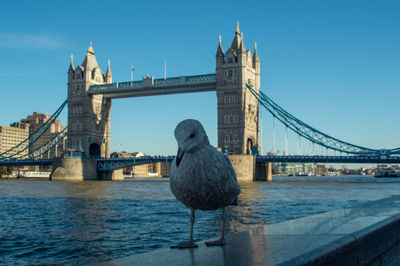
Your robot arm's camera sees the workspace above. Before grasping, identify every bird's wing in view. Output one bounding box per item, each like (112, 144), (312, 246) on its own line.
(211, 148), (240, 194)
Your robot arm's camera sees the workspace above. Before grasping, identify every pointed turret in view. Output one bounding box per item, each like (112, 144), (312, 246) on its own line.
(88, 41), (94, 54)
(253, 42), (260, 69)
(239, 33), (246, 54)
(230, 21), (242, 52)
(253, 42), (259, 60)
(68, 54), (75, 72)
(216, 35), (225, 66)
(216, 35), (224, 57)
(81, 42), (99, 72)
(106, 59), (112, 83)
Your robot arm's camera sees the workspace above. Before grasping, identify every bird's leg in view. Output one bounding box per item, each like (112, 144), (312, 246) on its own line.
(205, 208), (226, 246)
(189, 207), (196, 243)
(170, 208), (198, 249)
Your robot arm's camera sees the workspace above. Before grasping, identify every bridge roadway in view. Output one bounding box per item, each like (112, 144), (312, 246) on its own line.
(87, 74), (217, 98)
(97, 156), (175, 171)
(256, 155), (400, 164)
(0, 159), (52, 167)
(2, 155), (400, 171)
(99, 155), (400, 171)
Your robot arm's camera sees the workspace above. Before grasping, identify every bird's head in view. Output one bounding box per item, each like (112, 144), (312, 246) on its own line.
(174, 119), (209, 167)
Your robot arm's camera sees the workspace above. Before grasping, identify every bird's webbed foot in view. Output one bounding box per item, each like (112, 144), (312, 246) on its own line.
(205, 237), (225, 246)
(170, 240), (199, 249)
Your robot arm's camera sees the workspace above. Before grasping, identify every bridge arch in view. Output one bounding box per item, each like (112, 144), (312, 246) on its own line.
(89, 143), (101, 158)
(246, 138), (258, 155)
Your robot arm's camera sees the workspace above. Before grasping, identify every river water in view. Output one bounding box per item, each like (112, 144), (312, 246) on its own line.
(1, 175), (400, 264)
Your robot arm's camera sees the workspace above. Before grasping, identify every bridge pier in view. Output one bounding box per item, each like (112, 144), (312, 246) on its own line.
(99, 169), (124, 181)
(255, 161), (273, 181)
(50, 158), (123, 181)
(228, 155), (255, 182)
(228, 155), (272, 182)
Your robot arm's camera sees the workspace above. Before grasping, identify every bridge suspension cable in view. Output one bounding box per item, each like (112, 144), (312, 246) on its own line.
(246, 84), (399, 155)
(285, 126), (288, 155)
(0, 100), (68, 159)
(272, 116), (276, 154)
(10, 127), (68, 160)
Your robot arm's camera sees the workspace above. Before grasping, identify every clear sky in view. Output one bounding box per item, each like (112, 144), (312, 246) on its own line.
(0, 0), (399, 157)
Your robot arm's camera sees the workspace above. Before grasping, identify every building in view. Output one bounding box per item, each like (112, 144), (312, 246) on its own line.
(131, 162), (170, 177)
(114, 152), (171, 177)
(273, 162), (312, 175)
(216, 22), (261, 155)
(20, 112), (66, 159)
(67, 44), (112, 158)
(0, 123), (30, 158)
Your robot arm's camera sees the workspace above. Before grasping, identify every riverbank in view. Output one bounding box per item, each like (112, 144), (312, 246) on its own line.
(0, 171), (50, 179)
(111, 195), (400, 265)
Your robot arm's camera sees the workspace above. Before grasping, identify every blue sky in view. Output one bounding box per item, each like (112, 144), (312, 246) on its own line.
(0, 0), (399, 156)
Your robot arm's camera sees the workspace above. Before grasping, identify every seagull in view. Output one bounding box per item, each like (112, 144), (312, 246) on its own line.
(169, 119), (241, 248)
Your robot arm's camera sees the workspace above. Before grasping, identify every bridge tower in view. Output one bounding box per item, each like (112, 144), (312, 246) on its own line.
(67, 44), (112, 158)
(216, 23), (261, 155)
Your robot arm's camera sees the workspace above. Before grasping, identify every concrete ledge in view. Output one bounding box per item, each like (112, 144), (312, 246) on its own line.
(107, 195), (400, 265)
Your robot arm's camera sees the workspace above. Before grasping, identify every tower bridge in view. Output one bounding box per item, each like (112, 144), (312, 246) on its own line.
(2, 23), (399, 181)
(54, 23), (261, 180)
(65, 23), (260, 164)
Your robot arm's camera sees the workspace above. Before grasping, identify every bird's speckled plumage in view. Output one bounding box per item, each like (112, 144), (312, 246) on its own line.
(170, 119), (240, 211)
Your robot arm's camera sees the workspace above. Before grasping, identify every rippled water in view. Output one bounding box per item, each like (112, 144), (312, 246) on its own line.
(1, 176), (400, 264)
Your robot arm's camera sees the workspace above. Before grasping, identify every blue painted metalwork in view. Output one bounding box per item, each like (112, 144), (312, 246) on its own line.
(87, 74), (217, 99)
(246, 84), (400, 156)
(0, 100), (67, 159)
(0, 131), (67, 166)
(2, 153), (399, 169)
(98, 154), (400, 172)
(0, 100), (68, 169)
(97, 156), (175, 171)
(256, 155), (400, 164)
(11, 128), (68, 160)
(0, 159), (52, 167)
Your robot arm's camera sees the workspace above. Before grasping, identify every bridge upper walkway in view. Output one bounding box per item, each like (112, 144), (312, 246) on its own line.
(97, 156), (175, 171)
(88, 74), (216, 99)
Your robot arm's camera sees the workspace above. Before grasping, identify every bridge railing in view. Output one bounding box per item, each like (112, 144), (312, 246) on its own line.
(0, 100), (67, 159)
(97, 156), (175, 171)
(256, 155), (400, 163)
(88, 74), (216, 94)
